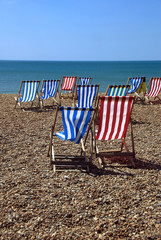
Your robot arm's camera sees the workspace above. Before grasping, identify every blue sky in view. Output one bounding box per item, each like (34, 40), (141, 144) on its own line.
(0, 0), (161, 61)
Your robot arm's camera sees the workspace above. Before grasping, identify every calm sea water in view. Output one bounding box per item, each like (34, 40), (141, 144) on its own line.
(0, 60), (161, 93)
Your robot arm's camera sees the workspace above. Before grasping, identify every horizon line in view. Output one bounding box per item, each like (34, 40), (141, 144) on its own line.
(0, 59), (161, 62)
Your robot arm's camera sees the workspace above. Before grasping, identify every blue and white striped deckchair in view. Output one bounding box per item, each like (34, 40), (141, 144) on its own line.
(78, 77), (92, 85)
(48, 106), (96, 171)
(127, 77), (144, 94)
(15, 81), (40, 108)
(105, 85), (130, 96)
(75, 85), (99, 108)
(56, 107), (92, 143)
(40, 79), (60, 107)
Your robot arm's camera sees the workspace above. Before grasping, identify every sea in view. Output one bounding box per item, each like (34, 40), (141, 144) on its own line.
(0, 60), (161, 93)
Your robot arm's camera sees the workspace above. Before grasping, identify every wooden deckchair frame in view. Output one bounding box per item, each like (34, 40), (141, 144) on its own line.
(14, 80), (40, 109)
(145, 77), (161, 103)
(39, 79), (60, 108)
(47, 106), (97, 172)
(78, 77), (93, 85)
(127, 77), (145, 101)
(73, 84), (99, 108)
(105, 84), (130, 96)
(59, 76), (78, 104)
(92, 96), (135, 167)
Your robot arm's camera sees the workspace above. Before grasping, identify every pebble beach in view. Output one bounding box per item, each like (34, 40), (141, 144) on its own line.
(0, 94), (161, 239)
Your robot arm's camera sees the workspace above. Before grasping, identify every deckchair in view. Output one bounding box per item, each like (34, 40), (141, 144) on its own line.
(127, 77), (145, 100)
(73, 84), (99, 108)
(93, 96), (135, 167)
(145, 77), (161, 103)
(59, 76), (77, 103)
(105, 85), (130, 96)
(39, 79), (60, 107)
(78, 77), (92, 85)
(15, 80), (40, 109)
(48, 106), (96, 172)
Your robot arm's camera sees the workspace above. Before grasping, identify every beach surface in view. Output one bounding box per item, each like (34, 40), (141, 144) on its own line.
(0, 94), (161, 239)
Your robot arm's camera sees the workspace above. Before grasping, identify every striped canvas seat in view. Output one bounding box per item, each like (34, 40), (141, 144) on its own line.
(15, 81), (40, 108)
(55, 107), (92, 144)
(60, 76), (77, 103)
(61, 76), (77, 90)
(128, 77), (144, 94)
(48, 106), (96, 172)
(94, 96), (135, 167)
(79, 77), (92, 85)
(75, 85), (99, 108)
(145, 77), (161, 99)
(40, 79), (60, 107)
(105, 85), (130, 96)
(41, 80), (60, 100)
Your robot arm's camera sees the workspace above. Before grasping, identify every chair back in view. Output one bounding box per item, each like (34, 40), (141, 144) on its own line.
(77, 85), (99, 108)
(106, 85), (130, 96)
(79, 77), (92, 85)
(128, 77), (143, 93)
(41, 80), (60, 100)
(147, 77), (161, 97)
(20, 81), (40, 102)
(96, 96), (134, 140)
(55, 107), (93, 144)
(61, 76), (77, 90)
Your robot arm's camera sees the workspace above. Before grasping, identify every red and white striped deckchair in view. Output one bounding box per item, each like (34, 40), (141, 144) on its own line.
(145, 77), (161, 103)
(94, 96), (135, 167)
(59, 76), (77, 104)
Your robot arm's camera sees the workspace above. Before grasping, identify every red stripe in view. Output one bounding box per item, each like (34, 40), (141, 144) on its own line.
(115, 97), (125, 139)
(149, 78), (161, 97)
(102, 96), (112, 140)
(62, 77), (67, 89)
(96, 96), (105, 139)
(62, 77), (76, 90)
(96, 96), (133, 141)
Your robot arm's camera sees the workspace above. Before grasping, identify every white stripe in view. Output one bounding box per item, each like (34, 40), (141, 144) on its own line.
(84, 87), (87, 107)
(105, 100), (114, 140)
(118, 100), (128, 139)
(74, 110), (89, 143)
(99, 99), (107, 140)
(80, 87), (83, 107)
(23, 82), (27, 101)
(26, 82), (30, 101)
(56, 132), (65, 140)
(74, 110), (81, 131)
(64, 110), (71, 139)
(87, 87), (91, 107)
(111, 100), (121, 140)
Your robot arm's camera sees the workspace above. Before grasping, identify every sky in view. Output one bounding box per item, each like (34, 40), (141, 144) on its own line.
(0, 0), (161, 61)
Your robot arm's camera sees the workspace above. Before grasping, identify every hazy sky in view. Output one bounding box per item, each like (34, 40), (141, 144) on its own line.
(0, 0), (161, 61)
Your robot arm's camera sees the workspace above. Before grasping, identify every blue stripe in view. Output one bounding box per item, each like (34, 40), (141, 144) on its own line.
(77, 85), (97, 107)
(19, 81), (38, 102)
(107, 85), (128, 96)
(41, 80), (58, 99)
(128, 78), (142, 93)
(81, 78), (90, 85)
(56, 107), (92, 144)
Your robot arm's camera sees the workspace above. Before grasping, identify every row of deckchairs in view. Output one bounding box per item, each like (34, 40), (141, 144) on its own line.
(14, 76), (92, 109)
(15, 77), (161, 109)
(106, 77), (161, 103)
